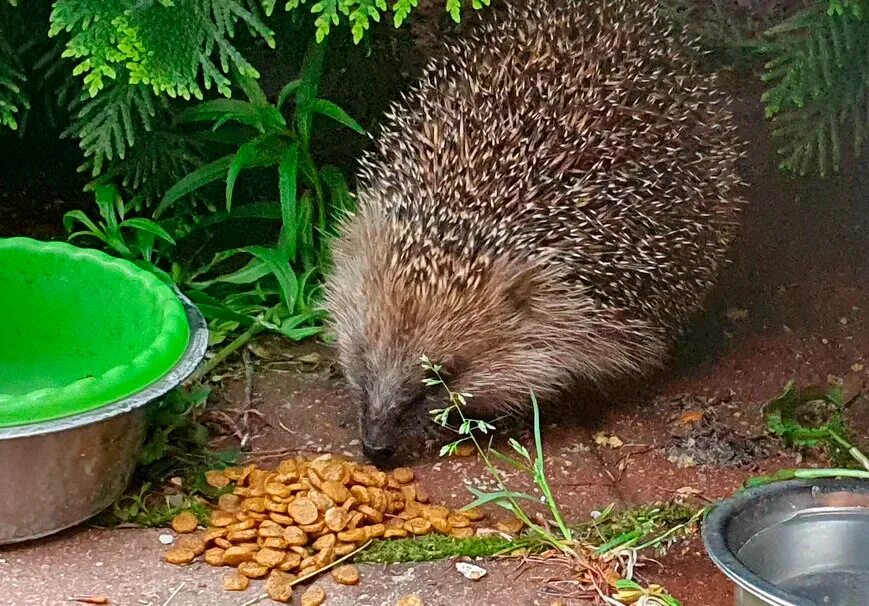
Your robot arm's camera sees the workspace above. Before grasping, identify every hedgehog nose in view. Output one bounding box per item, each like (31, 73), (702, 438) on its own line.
(362, 442), (396, 467)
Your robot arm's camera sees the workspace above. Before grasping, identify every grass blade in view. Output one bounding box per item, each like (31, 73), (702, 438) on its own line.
(156, 156), (234, 218)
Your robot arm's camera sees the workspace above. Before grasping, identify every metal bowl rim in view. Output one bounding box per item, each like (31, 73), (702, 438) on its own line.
(701, 478), (869, 606)
(0, 290), (208, 440)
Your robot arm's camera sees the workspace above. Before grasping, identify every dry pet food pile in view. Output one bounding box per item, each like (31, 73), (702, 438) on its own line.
(164, 454), (491, 603)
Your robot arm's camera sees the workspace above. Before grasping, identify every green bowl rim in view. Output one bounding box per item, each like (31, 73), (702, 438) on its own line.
(0, 237), (190, 425)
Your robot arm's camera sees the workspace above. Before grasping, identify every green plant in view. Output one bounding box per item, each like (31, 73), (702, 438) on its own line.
(63, 183), (176, 267)
(760, 0), (868, 175)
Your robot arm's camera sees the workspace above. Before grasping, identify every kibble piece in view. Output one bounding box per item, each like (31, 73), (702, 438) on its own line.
(164, 546), (195, 565)
(347, 512), (365, 529)
(299, 555), (317, 571)
(227, 519), (256, 532)
(255, 547), (287, 568)
(265, 498), (289, 513)
(314, 546), (335, 568)
(349, 485), (370, 504)
(308, 490), (337, 512)
(211, 510), (236, 527)
(238, 561), (270, 579)
(392, 467), (414, 484)
(227, 529), (258, 542)
(175, 534), (206, 556)
(324, 507), (350, 532)
(204, 547), (225, 566)
(301, 585), (326, 606)
(312, 533), (336, 551)
(463, 507), (485, 521)
(337, 528), (367, 543)
(264, 537), (290, 549)
(414, 484), (430, 503)
(400, 501), (422, 520)
(289, 545), (309, 557)
(288, 497), (319, 525)
(447, 513), (470, 528)
(384, 527), (409, 539)
(365, 523), (386, 539)
(450, 527), (474, 539)
(215, 538), (232, 549)
(299, 565), (318, 576)
(270, 512), (295, 525)
(266, 482), (293, 498)
(334, 542), (356, 556)
(421, 505), (450, 521)
(430, 517), (451, 534)
(332, 564), (360, 586)
(404, 518), (433, 536)
(367, 488), (389, 513)
(299, 520), (326, 534)
(358, 504), (383, 524)
(241, 497), (266, 513)
(277, 458), (299, 477)
(396, 594), (424, 606)
(321, 481), (351, 504)
(279, 552), (302, 572)
(258, 521), (284, 538)
(203, 527), (227, 544)
(283, 526), (309, 546)
(496, 517), (524, 535)
(206, 470), (230, 489)
(223, 545), (257, 566)
(223, 572), (250, 591)
(266, 569), (295, 603)
(171, 511), (199, 534)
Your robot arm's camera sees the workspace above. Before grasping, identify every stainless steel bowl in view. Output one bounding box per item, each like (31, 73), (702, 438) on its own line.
(702, 478), (869, 606)
(0, 293), (208, 544)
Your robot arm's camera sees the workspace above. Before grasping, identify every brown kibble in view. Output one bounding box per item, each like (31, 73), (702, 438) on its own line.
(175, 534), (206, 556)
(324, 507), (350, 532)
(283, 526), (308, 546)
(222, 466), (245, 482)
(332, 564), (360, 585)
(238, 561), (270, 579)
(447, 513), (471, 528)
(453, 443), (476, 457)
(368, 488), (389, 513)
(171, 511), (198, 534)
(321, 480), (351, 504)
(392, 467), (414, 484)
(301, 584), (326, 606)
(462, 507), (485, 521)
(203, 527), (227, 544)
(496, 517), (524, 535)
(415, 484), (430, 503)
(164, 546), (195, 565)
(279, 551), (302, 571)
(299, 520), (326, 534)
(270, 512), (295, 525)
(215, 538), (232, 549)
(400, 485), (416, 503)
(400, 500), (422, 520)
(299, 555), (317, 571)
(259, 521), (284, 538)
(266, 482), (294, 498)
(396, 594), (424, 606)
(450, 527), (474, 539)
(211, 510), (236, 527)
(421, 505), (450, 521)
(206, 470), (230, 489)
(266, 569), (295, 603)
(337, 528), (367, 543)
(308, 489), (337, 512)
(351, 470), (374, 486)
(241, 497), (266, 513)
(334, 542), (356, 556)
(384, 527), (409, 539)
(365, 523), (386, 539)
(312, 533), (336, 551)
(234, 486), (252, 497)
(358, 504), (383, 524)
(347, 511), (365, 529)
(349, 485), (370, 504)
(314, 546), (335, 568)
(288, 497), (319, 525)
(265, 498), (289, 513)
(679, 410), (705, 425)
(223, 545), (257, 566)
(223, 572), (250, 591)
(277, 458), (299, 477)
(430, 517), (450, 534)
(204, 547), (225, 566)
(289, 545), (308, 557)
(227, 529), (258, 542)
(404, 518), (432, 535)
(255, 547), (287, 568)
(227, 519), (256, 532)
(299, 565), (318, 576)
(264, 537), (290, 549)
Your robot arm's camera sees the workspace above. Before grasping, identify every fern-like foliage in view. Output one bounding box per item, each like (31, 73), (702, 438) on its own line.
(288, 0), (489, 43)
(50, 0), (275, 99)
(0, 19), (29, 130)
(762, 1), (869, 176)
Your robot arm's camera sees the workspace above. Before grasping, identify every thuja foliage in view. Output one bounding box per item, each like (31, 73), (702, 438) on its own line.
(761, 0), (869, 175)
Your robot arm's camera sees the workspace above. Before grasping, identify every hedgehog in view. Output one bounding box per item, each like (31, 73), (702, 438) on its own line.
(324, 0), (746, 464)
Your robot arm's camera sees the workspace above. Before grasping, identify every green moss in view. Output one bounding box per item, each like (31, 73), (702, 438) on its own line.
(354, 534), (518, 564)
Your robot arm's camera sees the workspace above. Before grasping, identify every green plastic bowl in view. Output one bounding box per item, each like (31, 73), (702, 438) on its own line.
(0, 237), (190, 428)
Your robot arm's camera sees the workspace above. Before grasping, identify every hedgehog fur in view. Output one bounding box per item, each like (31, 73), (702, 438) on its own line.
(324, 0), (747, 463)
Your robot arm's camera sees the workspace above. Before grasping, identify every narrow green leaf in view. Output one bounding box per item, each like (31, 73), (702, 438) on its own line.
(120, 218), (176, 245)
(307, 98), (365, 133)
(156, 156), (234, 218)
(277, 79), (302, 111)
(278, 143), (299, 259)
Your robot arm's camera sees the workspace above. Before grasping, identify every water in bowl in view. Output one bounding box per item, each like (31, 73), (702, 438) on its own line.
(736, 508), (869, 604)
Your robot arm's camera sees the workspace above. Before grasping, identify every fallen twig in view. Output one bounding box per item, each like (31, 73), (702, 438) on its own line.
(160, 583), (185, 606)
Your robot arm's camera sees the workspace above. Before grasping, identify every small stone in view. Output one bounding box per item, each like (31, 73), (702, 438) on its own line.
(158, 533), (174, 545)
(455, 561), (487, 581)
